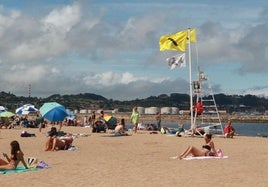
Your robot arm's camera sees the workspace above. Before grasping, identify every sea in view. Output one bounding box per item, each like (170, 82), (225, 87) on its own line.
(126, 122), (268, 137)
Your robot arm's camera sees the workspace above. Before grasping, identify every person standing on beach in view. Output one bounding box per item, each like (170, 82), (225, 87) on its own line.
(130, 106), (140, 133)
(156, 112), (161, 131)
(89, 111), (96, 128)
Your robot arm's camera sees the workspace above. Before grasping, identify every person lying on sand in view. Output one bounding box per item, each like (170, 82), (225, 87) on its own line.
(45, 133), (73, 151)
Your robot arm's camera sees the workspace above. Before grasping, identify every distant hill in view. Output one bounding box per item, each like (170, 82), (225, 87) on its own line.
(0, 91), (267, 113)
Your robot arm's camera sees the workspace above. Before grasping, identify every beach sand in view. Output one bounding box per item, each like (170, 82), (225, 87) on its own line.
(1, 126), (268, 187)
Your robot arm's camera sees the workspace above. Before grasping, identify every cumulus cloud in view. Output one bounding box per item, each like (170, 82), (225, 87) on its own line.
(83, 71), (145, 87)
(42, 3), (81, 33)
(0, 1), (267, 101)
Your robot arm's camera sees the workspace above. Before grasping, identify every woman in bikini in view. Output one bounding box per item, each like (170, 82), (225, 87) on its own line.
(0, 140), (28, 170)
(176, 133), (216, 159)
(45, 133), (74, 151)
(114, 118), (130, 136)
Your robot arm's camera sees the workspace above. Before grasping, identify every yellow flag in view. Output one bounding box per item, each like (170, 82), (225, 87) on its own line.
(188, 29), (196, 43)
(159, 28), (196, 51)
(159, 30), (187, 51)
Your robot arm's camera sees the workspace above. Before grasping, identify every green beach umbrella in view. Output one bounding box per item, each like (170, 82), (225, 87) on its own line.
(0, 111), (15, 118)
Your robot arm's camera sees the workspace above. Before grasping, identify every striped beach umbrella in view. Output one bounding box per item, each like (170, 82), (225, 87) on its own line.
(15, 104), (38, 115)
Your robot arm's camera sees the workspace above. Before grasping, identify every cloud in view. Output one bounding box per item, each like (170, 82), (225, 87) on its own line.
(240, 87), (268, 98)
(0, 1), (267, 101)
(90, 76), (189, 100)
(41, 3), (81, 33)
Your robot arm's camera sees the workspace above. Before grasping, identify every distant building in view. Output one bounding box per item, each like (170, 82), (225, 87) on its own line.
(79, 109), (88, 114)
(171, 107), (179, 114)
(161, 107), (171, 114)
(145, 107), (159, 115)
(137, 107), (145, 115)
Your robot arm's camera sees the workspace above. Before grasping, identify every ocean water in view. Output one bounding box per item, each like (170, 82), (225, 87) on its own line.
(126, 122), (268, 137)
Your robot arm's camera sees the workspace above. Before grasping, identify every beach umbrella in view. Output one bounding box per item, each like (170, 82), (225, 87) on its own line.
(66, 110), (75, 121)
(0, 106), (6, 113)
(103, 115), (117, 130)
(0, 111), (15, 118)
(39, 102), (68, 122)
(103, 115), (117, 126)
(15, 104), (38, 115)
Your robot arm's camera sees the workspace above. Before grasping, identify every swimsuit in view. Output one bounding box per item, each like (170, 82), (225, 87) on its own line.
(202, 145), (211, 151)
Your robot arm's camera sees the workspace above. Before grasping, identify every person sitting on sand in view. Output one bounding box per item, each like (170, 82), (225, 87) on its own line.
(176, 123), (185, 136)
(224, 120), (235, 138)
(114, 118), (130, 136)
(175, 134), (216, 159)
(45, 127), (58, 151)
(97, 110), (104, 120)
(46, 133), (74, 151)
(0, 140), (28, 170)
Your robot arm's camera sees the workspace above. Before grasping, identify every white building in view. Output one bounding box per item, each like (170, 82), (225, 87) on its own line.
(145, 107), (159, 115)
(137, 107), (145, 115)
(171, 107), (179, 114)
(79, 109), (88, 114)
(161, 107), (171, 114)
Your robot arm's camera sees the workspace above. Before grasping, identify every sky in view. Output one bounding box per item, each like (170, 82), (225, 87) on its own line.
(0, 0), (267, 101)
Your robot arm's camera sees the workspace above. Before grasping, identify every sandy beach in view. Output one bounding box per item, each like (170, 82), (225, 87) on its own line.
(1, 125), (268, 187)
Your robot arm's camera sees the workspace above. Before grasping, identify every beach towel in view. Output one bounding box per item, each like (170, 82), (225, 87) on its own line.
(0, 166), (40, 174)
(182, 156), (229, 160)
(170, 156), (228, 160)
(102, 133), (131, 137)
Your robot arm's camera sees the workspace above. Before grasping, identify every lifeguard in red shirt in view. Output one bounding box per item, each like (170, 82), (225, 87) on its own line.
(224, 120), (235, 138)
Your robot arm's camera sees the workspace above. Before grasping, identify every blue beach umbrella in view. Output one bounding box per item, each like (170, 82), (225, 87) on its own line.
(39, 102), (67, 122)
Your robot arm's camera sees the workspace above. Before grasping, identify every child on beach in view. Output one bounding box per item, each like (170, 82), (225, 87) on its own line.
(0, 140), (28, 170)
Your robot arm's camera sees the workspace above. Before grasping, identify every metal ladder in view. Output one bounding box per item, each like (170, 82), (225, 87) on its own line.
(193, 71), (224, 135)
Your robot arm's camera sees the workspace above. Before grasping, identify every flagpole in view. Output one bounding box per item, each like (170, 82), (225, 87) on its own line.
(187, 28), (194, 129)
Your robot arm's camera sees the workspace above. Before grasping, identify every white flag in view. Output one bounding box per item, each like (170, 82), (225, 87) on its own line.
(166, 53), (186, 70)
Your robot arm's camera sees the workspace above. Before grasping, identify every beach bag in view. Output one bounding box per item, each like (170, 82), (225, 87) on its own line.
(37, 160), (50, 169)
(217, 149), (223, 157)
